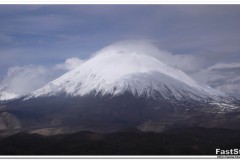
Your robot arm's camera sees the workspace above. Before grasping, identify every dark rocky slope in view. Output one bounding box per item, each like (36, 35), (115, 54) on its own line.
(0, 127), (240, 155)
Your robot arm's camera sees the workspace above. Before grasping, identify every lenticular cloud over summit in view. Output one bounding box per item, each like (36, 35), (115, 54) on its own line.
(93, 40), (202, 73)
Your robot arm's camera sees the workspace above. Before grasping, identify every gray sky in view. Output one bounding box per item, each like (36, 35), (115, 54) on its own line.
(0, 5), (240, 98)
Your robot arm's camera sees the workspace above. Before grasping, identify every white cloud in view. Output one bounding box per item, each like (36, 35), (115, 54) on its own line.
(54, 57), (84, 71)
(0, 65), (51, 95)
(208, 62), (240, 70)
(94, 40), (203, 73)
(0, 57), (84, 96)
(191, 62), (240, 98)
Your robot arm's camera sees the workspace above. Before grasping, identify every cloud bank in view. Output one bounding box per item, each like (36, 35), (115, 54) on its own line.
(1, 65), (51, 95)
(191, 62), (240, 98)
(0, 57), (84, 96)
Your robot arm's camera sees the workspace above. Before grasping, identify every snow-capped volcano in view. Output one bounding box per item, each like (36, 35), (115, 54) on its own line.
(1, 42), (240, 135)
(29, 43), (225, 102)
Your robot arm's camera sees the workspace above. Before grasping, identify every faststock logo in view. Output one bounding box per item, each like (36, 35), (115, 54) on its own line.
(216, 148), (240, 155)
(216, 148), (240, 159)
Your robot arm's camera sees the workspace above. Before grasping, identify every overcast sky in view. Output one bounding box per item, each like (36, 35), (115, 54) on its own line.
(0, 5), (240, 98)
